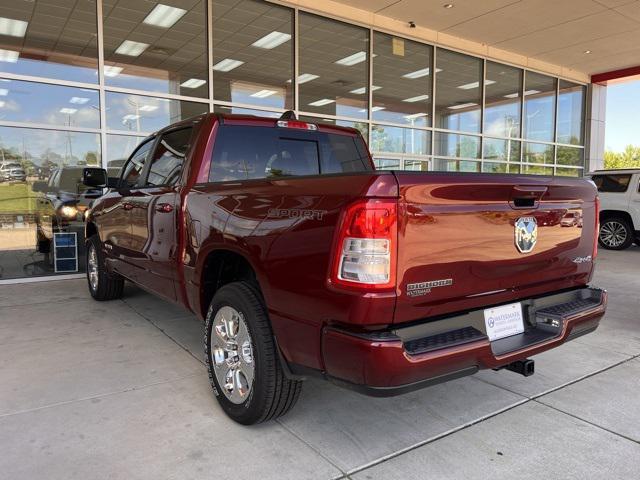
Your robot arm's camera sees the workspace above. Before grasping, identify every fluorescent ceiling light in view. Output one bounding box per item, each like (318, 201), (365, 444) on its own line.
(122, 114), (140, 121)
(363, 106), (386, 112)
(59, 108), (77, 114)
(404, 112), (428, 120)
(0, 17), (28, 37)
(138, 105), (158, 112)
(402, 94), (430, 103)
(0, 101), (5, 108)
(287, 73), (319, 84)
(115, 40), (149, 57)
(403, 67), (442, 79)
(349, 86), (381, 95)
(0, 88), (7, 96)
(250, 89), (277, 98)
(523, 89), (541, 96)
(251, 31), (291, 49)
(69, 97), (89, 104)
(143, 4), (186, 28)
(0, 49), (19, 63)
(212, 58), (244, 72)
(448, 102), (478, 110)
(335, 51), (367, 66)
(457, 80), (495, 90)
(308, 98), (335, 107)
(104, 66), (123, 77)
(180, 78), (206, 88)
(504, 89), (540, 98)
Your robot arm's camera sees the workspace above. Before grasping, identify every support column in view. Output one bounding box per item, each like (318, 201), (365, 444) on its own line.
(585, 83), (607, 172)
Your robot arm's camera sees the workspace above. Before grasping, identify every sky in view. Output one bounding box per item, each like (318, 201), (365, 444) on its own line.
(605, 80), (640, 153)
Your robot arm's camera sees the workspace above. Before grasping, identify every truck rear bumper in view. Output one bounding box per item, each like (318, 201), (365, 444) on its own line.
(321, 286), (606, 397)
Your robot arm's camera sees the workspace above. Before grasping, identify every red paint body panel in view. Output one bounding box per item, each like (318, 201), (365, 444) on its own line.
(87, 112), (606, 393)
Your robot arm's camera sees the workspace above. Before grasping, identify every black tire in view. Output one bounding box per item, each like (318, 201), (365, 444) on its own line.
(599, 217), (634, 250)
(86, 235), (124, 300)
(205, 281), (302, 425)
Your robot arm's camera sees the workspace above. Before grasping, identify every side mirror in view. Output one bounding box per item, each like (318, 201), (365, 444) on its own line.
(32, 181), (48, 193)
(83, 167), (108, 188)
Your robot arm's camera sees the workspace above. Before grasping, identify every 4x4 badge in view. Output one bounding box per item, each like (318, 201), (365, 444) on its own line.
(515, 216), (538, 253)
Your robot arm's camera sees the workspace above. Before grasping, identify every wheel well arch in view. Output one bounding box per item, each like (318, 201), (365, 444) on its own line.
(85, 221), (98, 240)
(199, 249), (262, 318)
(599, 210), (635, 230)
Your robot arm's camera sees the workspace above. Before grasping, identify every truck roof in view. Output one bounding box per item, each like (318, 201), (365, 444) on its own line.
(215, 112), (362, 137)
(589, 169), (640, 174)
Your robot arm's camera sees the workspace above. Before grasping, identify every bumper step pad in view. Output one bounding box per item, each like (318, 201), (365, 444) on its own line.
(404, 326), (487, 356)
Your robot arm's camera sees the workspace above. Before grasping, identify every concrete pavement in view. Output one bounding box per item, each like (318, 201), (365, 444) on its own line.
(1, 248), (639, 479)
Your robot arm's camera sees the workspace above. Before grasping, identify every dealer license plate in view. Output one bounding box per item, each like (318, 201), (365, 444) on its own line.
(483, 302), (524, 341)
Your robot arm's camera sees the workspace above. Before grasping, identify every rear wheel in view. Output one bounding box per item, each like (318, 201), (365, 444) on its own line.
(599, 217), (634, 250)
(205, 281), (302, 424)
(86, 235), (124, 300)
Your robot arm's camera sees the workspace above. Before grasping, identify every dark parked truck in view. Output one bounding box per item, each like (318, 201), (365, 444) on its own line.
(82, 113), (607, 424)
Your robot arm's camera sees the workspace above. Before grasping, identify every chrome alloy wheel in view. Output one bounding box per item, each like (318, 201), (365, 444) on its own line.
(211, 306), (255, 404)
(600, 221), (627, 248)
(88, 244), (99, 291)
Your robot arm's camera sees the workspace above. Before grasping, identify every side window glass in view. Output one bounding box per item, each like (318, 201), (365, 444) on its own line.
(121, 139), (154, 188)
(145, 128), (192, 187)
(592, 174), (631, 193)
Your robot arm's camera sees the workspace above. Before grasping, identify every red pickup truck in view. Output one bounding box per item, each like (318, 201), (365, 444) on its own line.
(82, 112), (606, 424)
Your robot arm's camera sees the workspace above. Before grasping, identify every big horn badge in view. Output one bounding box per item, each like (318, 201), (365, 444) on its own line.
(515, 216), (538, 253)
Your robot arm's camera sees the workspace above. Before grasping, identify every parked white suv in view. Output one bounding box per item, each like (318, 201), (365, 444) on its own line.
(589, 169), (640, 250)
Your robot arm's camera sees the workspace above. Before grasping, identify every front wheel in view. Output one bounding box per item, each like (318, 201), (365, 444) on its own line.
(205, 281), (302, 424)
(599, 217), (634, 250)
(86, 235), (124, 300)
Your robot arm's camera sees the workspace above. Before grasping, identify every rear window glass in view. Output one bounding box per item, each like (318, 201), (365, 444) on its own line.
(591, 174), (631, 193)
(209, 125), (371, 182)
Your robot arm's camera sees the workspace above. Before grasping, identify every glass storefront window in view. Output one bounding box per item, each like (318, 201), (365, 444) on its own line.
(434, 132), (480, 159)
(0, 0), (98, 84)
(0, 126), (100, 278)
(435, 49), (482, 133)
(298, 116), (368, 142)
(213, 0), (293, 109)
(483, 137), (521, 163)
(299, 13), (368, 119)
(215, 105), (281, 118)
(482, 162), (520, 174)
(556, 146), (584, 167)
(523, 142), (554, 165)
(523, 72), (556, 142)
(371, 125), (430, 155)
(373, 158), (401, 170)
(557, 80), (585, 145)
(102, 0), (208, 98)
(105, 92), (207, 133)
(523, 164), (553, 175)
(105, 134), (146, 177)
(484, 62), (522, 138)
(433, 158), (480, 172)
(372, 32), (432, 127)
(0, 79), (100, 129)
(404, 159), (430, 171)
(556, 167), (581, 177)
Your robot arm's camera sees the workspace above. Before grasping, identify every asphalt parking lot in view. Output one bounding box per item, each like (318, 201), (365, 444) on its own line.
(1, 248), (639, 479)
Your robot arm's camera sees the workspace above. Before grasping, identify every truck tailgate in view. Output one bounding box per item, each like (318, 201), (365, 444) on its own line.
(393, 172), (598, 324)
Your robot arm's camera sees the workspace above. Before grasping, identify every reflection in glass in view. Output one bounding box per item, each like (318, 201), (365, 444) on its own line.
(106, 92), (207, 133)
(404, 159), (430, 171)
(106, 134), (146, 177)
(102, 0), (208, 98)
(435, 49), (482, 133)
(0, 0), (98, 83)
(484, 62), (522, 138)
(556, 146), (584, 167)
(483, 138), (521, 163)
(523, 72), (556, 142)
(557, 80), (585, 145)
(214, 105), (281, 118)
(372, 32), (432, 127)
(523, 164), (553, 175)
(433, 158), (480, 172)
(298, 116), (368, 142)
(373, 158), (400, 170)
(434, 132), (480, 158)
(0, 126), (100, 278)
(213, 0), (293, 109)
(482, 162), (520, 174)
(523, 142), (554, 164)
(371, 125), (430, 155)
(299, 13), (368, 119)
(556, 167), (581, 177)
(0, 79), (99, 128)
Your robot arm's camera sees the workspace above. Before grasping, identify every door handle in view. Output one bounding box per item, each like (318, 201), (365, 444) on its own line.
(156, 203), (173, 213)
(122, 202), (134, 211)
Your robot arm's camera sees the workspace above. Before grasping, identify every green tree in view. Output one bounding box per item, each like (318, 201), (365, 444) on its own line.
(604, 145), (640, 169)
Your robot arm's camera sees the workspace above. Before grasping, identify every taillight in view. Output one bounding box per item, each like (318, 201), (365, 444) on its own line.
(330, 199), (397, 290)
(593, 196), (600, 260)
